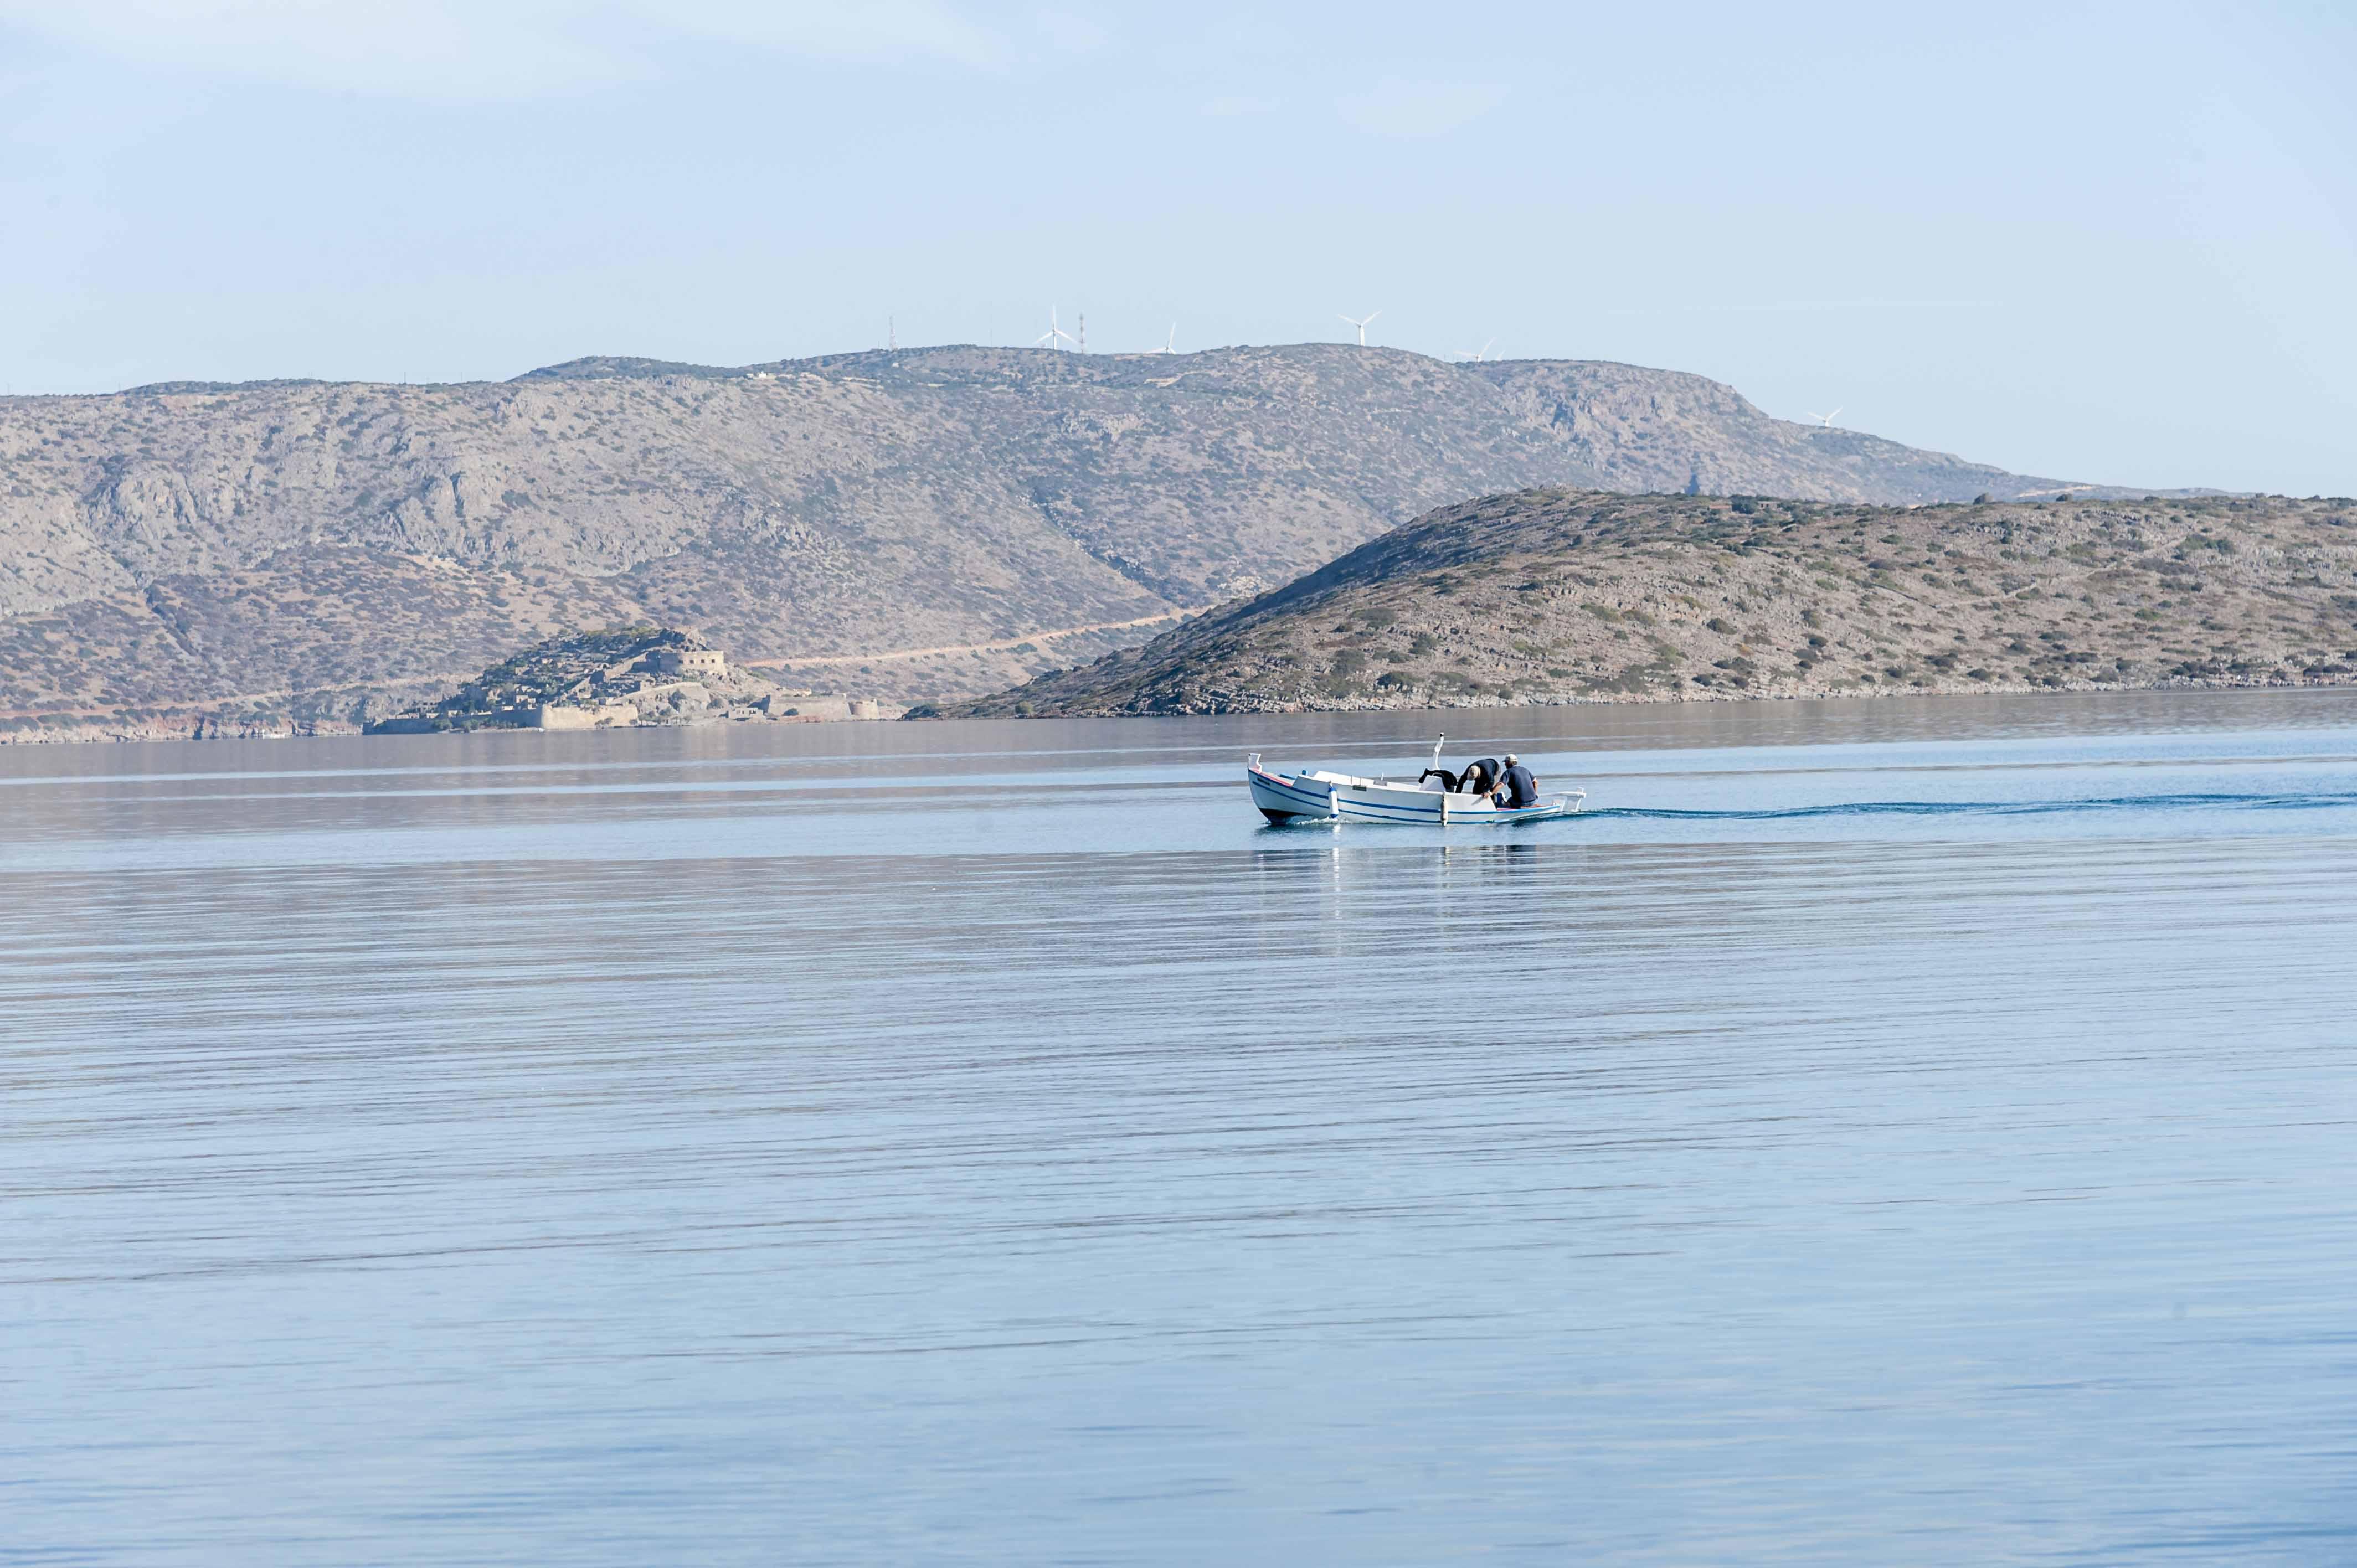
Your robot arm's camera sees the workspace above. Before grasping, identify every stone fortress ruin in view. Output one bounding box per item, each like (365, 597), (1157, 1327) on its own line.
(365, 628), (901, 735)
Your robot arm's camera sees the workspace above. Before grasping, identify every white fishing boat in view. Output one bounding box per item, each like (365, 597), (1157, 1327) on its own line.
(1247, 738), (1585, 826)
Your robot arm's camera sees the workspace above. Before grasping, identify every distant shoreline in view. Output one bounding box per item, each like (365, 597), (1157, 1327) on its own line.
(9, 674), (2350, 746)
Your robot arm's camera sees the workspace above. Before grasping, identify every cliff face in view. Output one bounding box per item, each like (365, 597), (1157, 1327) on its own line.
(939, 491), (2357, 718)
(1, 343), (2108, 737)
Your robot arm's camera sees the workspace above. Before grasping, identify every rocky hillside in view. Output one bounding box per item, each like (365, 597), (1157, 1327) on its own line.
(938, 491), (2357, 717)
(2, 343), (2115, 740)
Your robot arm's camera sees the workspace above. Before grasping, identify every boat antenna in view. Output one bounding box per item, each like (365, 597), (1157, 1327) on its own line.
(1432, 734), (1444, 771)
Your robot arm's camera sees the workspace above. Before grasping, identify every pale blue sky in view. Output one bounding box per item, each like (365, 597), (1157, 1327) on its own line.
(3, 1), (2351, 493)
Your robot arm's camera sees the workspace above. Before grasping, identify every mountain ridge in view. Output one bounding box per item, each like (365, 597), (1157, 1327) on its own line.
(1, 343), (2145, 740)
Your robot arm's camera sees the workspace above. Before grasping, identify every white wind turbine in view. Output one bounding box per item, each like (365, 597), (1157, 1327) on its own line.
(1339, 310), (1382, 346)
(1455, 338), (1496, 363)
(1805, 407), (1843, 429)
(1144, 322), (1177, 354)
(1035, 306), (1075, 351)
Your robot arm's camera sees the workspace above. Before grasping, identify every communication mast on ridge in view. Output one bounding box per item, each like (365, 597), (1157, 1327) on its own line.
(1078, 313), (1087, 353)
(888, 316), (897, 351)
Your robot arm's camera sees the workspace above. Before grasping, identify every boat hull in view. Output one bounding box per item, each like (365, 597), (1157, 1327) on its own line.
(1247, 763), (1577, 826)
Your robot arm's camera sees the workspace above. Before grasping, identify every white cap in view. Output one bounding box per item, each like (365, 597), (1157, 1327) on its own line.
(1504, 753), (1519, 764)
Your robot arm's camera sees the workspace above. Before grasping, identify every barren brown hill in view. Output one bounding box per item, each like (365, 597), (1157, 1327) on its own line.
(939, 491), (2357, 718)
(2, 343), (2117, 739)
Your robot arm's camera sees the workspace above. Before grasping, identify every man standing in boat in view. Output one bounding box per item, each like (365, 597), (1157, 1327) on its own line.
(1492, 754), (1540, 809)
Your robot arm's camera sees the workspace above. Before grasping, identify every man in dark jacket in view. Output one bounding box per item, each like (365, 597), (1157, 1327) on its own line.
(1493, 754), (1538, 808)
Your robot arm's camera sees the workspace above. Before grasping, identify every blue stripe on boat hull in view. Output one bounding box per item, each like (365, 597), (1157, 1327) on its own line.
(1248, 767), (1565, 824)
(1253, 774), (1433, 818)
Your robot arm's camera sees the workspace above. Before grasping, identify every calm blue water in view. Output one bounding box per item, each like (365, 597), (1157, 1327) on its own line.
(7, 690), (2357, 1565)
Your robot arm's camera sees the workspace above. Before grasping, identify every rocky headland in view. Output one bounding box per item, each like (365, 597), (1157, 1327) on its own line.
(935, 491), (2357, 717)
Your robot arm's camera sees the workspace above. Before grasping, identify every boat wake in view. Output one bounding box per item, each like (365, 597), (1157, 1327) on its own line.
(1585, 789), (2357, 823)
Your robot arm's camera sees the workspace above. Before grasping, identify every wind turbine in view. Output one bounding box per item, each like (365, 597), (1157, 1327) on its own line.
(1805, 407), (1842, 429)
(1339, 310), (1381, 346)
(1455, 338), (1496, 363)
(1035, 306), (1075, 352)
(1143, 322), (1177, 354)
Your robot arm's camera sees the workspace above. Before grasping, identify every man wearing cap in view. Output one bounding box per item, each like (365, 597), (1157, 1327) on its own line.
(1491, 754), (1539, 808)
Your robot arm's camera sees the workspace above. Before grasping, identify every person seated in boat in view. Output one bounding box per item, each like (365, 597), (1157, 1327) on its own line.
(1491, 754), (1539, 808)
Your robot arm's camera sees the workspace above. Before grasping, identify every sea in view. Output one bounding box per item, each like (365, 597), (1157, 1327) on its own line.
(6, 690), (2356, 1566)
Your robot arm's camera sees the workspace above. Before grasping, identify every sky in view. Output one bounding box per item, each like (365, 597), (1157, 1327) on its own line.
(2, 1), (2352, 494)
